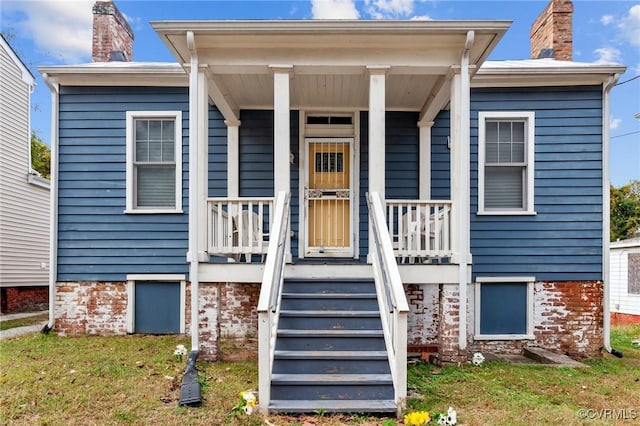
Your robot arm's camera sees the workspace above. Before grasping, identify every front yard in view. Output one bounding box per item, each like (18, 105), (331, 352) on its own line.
(1, 326), (638, 425)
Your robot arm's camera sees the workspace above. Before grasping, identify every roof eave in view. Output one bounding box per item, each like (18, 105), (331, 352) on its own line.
(473, 65), (627, 87)
(38, 63), (187, 87)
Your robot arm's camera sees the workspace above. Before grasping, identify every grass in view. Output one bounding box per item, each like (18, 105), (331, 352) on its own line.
(0, 313), (48, 331)
(0, 326), (638, 425)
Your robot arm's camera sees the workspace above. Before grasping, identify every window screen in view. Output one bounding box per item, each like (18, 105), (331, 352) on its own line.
(629, 253), (640, 295)
(484, 120), (527, 210)
(133, 119), (176, 208)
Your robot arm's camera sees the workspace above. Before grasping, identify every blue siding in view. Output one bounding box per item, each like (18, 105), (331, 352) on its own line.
(239, 110), (274, 197)
(470, 86), (604, 281)
(359, 111), (420, 261)
(218, 110), (298, 260)
(431, 110), (451, 200)
(359, 112), (369, 261)
(208, 106), (227, 197)
(57, 86), (189, 282)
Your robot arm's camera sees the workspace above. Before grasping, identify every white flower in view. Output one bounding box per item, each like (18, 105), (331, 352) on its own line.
(437, 407), (457, 425)
(241, 391), (256, 405)
(472, 352), (485, 366)
(243, 405), (253, 415)
(174, 344), (188, 356)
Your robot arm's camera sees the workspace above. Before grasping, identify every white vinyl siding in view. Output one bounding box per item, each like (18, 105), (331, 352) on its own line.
(610, 244), (640, 317)
(0, 39), (50, 288)
(478, 112), (535, 215)
(125, 111), (182, 213)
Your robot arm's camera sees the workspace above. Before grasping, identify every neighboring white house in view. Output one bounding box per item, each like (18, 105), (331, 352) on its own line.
(610, 236), (640, 323)
(0, 34), (50, 313)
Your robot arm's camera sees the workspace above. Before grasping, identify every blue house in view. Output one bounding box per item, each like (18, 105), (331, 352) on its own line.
(40, 0), (625, 414)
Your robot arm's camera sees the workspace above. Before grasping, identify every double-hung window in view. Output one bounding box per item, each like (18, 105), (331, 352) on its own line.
(478, 112), (535, 215)
(126, 111), (182, 213)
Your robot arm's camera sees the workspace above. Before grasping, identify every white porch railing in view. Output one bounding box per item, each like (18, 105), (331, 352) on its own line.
(257, 191), (290, 414)
(206, 197), (274, 262)
(367, 192), (409, 413)
(385, 199), (452, 262)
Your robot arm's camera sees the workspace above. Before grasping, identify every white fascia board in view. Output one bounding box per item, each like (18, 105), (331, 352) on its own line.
(151, 19), (512, 34)
(473, 64), (626, 87)
(38, 63), (187, 87)
(1, 35), (35, 85)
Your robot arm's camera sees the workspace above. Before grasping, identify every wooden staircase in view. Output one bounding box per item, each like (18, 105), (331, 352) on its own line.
(268, 278), (396, 413)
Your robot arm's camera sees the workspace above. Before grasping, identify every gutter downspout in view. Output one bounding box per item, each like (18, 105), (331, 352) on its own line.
(602, 74), (623, 358)
(187, 31), (200, 353)
(41, 73), (59, 332)
(458, 30), (474, 351)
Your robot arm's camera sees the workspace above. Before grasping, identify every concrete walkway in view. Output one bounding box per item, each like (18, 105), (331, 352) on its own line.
(0, 310), (49, 340)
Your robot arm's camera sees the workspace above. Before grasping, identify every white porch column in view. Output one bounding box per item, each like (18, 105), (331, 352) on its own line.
(187, 31), (209, 351)
(450, 31), (474, 351)
(225, 120), (241, 198)
(197, 70), (209, 258)
(367, 66), (389, 260)
(367, 66), (389, 200)
(418, 121), (433, 200)
(271, 65), (292, 261)
(271, 66), (292, 194)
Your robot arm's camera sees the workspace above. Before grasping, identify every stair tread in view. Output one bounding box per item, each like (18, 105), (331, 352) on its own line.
(284, 278), (374, 282)
(274, 350), (387, 359)
(278, 329), (383, 336)
(269, 399), (396, 412)
(271, 373), (392, 384)
(282, 293), (376, 298)
(280, 310), (381, 317)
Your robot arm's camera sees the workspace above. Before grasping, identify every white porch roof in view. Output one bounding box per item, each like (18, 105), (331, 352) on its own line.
(151, 20), (511, 122)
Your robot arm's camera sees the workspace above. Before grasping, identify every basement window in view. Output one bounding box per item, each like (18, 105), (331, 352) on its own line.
(475, 277), (535, 340)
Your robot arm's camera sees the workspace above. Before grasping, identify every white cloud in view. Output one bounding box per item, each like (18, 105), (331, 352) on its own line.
(364, 0), (415, 19)
(601, 15), (614, 26)
(618, 4), (640, 47)
(611, 117), (622, 130)
(4, 0), (93, 63)
(593, 47), (623, 65)
(410, 15), (432, 21)
(311, 0), (359, 19)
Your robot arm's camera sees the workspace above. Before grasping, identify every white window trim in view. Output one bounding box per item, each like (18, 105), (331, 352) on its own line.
(474, 276), (535, 340)
(477, 111), (536, 215)
(126, 274), (187, 334)
(125, 111), (183, 214)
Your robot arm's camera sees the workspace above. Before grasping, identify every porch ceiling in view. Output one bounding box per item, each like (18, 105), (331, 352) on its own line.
(152, 20), (511, 116)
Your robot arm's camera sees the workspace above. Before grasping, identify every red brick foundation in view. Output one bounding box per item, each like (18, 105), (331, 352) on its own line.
(611, 312), (640, 325)
(471, 281), (604, 359)
(52, 281), (260, 361)
(0, 286), (48, 313)
(55, 282), (128, 335)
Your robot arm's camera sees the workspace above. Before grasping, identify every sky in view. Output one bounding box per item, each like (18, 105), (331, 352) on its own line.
(2, 0), (639, 186)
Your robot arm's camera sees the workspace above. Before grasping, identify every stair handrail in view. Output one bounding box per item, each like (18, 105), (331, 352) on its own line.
(257, 190), (290, 413)
(367, 191), (409, 412)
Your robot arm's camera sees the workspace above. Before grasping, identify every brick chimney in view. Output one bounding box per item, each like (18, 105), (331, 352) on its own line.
(92, 0), (134, 62)
(530, 0), (573, 61)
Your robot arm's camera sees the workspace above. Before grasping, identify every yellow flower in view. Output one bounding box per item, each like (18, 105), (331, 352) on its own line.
(240, 391), (257, 407)
(404, 410), (431, 426)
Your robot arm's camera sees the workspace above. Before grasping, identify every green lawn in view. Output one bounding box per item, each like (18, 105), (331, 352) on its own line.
(0, 313), (48, 331)
(1, 326), (638, 425)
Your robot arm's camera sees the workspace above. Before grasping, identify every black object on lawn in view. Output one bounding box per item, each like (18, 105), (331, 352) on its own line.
(178, 350), (202, 406)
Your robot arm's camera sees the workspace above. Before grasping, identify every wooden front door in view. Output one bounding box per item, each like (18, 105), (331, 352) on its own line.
(305, 138), (353, 257)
